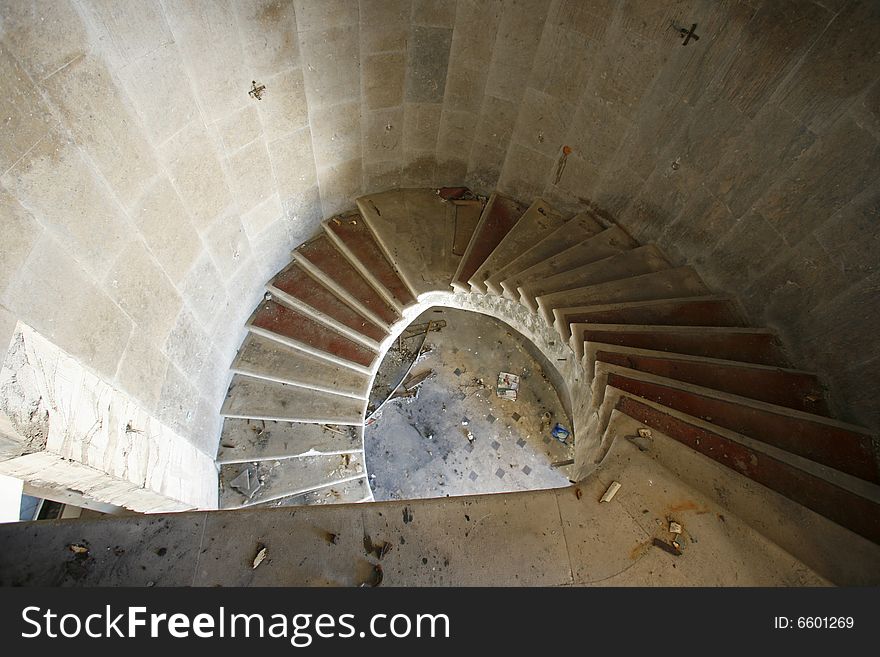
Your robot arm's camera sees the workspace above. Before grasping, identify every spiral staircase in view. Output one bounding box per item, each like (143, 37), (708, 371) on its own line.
(2, 186), (879, 585)
(203, 186), (880, 583)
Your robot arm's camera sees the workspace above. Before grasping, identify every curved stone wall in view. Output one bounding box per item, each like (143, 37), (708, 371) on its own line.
(1, 0), (878, 475)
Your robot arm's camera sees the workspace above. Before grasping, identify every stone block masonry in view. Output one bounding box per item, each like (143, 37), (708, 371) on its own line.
(0, 0), (878, 512)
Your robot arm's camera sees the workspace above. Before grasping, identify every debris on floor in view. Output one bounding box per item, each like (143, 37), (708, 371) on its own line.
(329, 454), (363, 480)
(436, 186), (470, 200)
(600, 480), (622, 502)
(406, 369), (434, 389)
(551, 423), (570, 444)
(389, 369), (434, 401)
(496, 371), (520, 401)
(627, 432), (653, 452)
(638, 427), (653, 438)
(368, 323), (435, 416)
(400, 320), (446, 341)
(652, 537), (682, 556)
(68, 543), (89, 555)
(366, 306), (573, 501)
(252, 544), (267, 569)
(669, 521), (683, 534)
(458, 377), (486, 398)
(363, 533), (392, 560)
(229, 464), (262, 499)
(361, 563), (384, 587)
(540, 411), (551, 431)
(551, 458), (574, 468)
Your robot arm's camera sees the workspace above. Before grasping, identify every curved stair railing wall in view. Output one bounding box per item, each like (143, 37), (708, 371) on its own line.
(215, 187), (880, 583)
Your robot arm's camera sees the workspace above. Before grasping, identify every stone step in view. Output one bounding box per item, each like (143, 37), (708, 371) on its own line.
(593, 364), (878, 484)
(520, 244), (672, 314)
(558, 296), (746, 330)
(451, 192), (527, 292)
(324, 213), (417, 309)
(216, 419), (362, 464)
(612, 399), (880, 545)
(231, 333), (370, 399)
(592, 344), (830, 416)
(485, 212), (604, 296)
(543, 266), (711, 335)
(251, 476), (372, 507)
(269, 262), (386, 346)
(219, 452), (366, 509)
(599, 405), (880, 583)
(466, 198), (566, 294)
(294, 234), (399, 327)
(357, 188), (462, 296)
(249, 299), (377, 370)
(506, 225), (638, 305)
(221, 374), (365, 424)
(574, 324), (789, 366)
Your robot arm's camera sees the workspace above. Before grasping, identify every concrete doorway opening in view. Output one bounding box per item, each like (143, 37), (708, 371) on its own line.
(365, 307), (573, 501)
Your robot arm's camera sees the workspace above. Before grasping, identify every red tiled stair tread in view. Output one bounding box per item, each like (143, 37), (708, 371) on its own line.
(272, 264), (387, 342)
(608, 372), (878, 483)
(580, 328), (789, 367)
(617, 396), (880, 545)
(452, 202), (484, 256)
(327, 216), (416, 306)
(567, 298), (746, 327)
(297, 235), (399, 324)
(597, 350), (830, 415)
(454, 195), (525, 286)
(251, 300), (375, 368)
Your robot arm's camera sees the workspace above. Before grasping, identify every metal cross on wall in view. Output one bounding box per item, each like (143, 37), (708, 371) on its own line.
(248, 80), (267, 100)
(677, 23), (699, 45)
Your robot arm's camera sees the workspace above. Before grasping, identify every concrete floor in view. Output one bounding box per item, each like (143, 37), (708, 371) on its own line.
(366, 307), (573, 501)
(0, 417), (827, 586)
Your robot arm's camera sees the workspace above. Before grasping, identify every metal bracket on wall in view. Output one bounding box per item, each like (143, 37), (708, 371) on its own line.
(248, 80), (267, 100)
(671, 22), (700, 46)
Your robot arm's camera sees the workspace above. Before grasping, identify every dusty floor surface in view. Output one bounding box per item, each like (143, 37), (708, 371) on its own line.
(366, 307), (573, 501)
(1, 408), (829, 586)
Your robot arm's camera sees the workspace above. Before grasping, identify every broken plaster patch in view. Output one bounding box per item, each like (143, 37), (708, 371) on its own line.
(0, 323), (217, 510)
